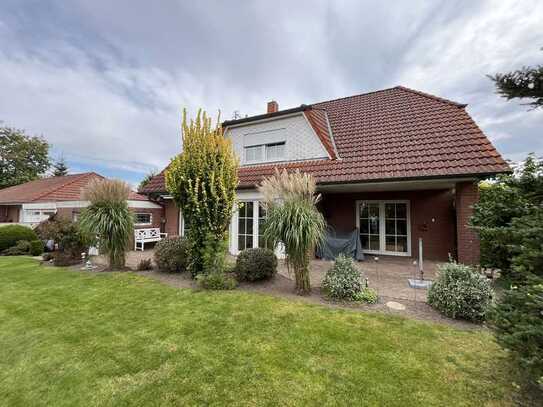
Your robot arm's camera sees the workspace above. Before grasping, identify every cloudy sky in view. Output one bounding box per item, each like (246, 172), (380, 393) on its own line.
(1, 0), (542, 186)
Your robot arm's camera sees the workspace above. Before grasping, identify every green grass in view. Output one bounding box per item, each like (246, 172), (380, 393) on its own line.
(0, 257), (516, 406)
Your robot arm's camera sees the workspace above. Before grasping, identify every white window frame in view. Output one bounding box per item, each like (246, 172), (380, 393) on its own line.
(244, 142), (286, 164)
(134, 212), (152, 226)
(355, 200), (411, 256)
(22, 208), (57, 224)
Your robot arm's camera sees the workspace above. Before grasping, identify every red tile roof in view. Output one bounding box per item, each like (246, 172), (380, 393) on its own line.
(141, 86), (509, 193)
(0, 173), (149, 204)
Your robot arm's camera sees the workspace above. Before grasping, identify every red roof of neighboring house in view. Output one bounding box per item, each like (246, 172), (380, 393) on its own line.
(141, 86), (510, 193)
(0, 173), (148, 204)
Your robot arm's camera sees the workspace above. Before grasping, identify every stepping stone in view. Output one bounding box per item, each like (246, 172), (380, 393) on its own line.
(386, 301), (406, 311)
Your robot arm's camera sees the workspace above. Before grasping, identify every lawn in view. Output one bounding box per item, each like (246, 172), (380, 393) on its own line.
(0, 257), (516, 406)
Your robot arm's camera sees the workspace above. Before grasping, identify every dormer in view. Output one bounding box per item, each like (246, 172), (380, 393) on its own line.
(222, 102), (338, 166)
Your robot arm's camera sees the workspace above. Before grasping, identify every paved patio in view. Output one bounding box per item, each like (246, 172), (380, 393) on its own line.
(96, 248), (440, 303)
(277, 257), (440, 302)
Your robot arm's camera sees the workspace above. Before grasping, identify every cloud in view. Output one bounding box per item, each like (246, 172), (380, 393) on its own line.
(0, 0), (542, 184)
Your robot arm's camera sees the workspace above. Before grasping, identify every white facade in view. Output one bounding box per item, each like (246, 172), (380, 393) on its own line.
(225, 113), (330, 166)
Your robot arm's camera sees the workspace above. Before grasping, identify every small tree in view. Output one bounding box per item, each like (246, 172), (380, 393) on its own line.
(165, 109), (238, 276)
(52, 156), (69, 176)
(259, 169), (325, 295)
(0, 126), (50, 189)
(79, 179), (134, 270)
(137, 171), (157, 192)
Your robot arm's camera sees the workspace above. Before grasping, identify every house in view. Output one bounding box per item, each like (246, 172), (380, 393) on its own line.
(0, 172), (162, 228)
(140, 86), (510, 264)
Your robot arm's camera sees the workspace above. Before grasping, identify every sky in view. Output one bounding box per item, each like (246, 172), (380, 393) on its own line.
(0, 0), (542, 187)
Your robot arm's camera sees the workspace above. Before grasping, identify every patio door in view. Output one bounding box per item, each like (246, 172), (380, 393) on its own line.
(232, 200), (284, 257)
(357, 200), (410, 256)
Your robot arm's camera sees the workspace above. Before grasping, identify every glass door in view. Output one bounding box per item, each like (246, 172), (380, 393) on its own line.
(358, 201), (410, 255)
(237, 201), (254, 251)
(359, 202), (381, 253)
(384, 203), (408, 254)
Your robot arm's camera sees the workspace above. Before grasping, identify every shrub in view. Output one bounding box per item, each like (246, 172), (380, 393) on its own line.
(154, 237), (189, 273)
(165, 109), (238, 276)
(322, 254), (363, 300)
(259, 169), (325, 294)
(79, 179), (134, 270)
(0, 225), (38, 252)
(136, 258), (153, 271)
(428, 262), (493, 322)
(53, 252), (81, 267)
(29, 240), (44, 256)
(1, 240), (31, 256)
(196, 271), (237, 290)
(353, 288), (379, 304)
(35, 217), (87, 259)
(235, 248), (277, 281)
(489, 276), (543, 388)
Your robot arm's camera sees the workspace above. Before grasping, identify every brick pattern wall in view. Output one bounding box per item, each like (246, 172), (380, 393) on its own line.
(455, 181), (480, 265)
(163, 200), (180, 237)
(56, 207), (164, 230)
(321, 189), (456, 261)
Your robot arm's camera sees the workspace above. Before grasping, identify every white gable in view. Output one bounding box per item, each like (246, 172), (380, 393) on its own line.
(225, 113), (329, 165)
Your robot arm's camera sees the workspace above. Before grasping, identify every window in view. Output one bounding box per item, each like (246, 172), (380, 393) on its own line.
(134, 213), (152, 225)
(245, 145), (263, 163)
(244, 142), (285, 164)
(265, 142), (285, 161)
(357, 201), (410, 255)
(23, 209), (56, 223)
(237, 202), (254, 251)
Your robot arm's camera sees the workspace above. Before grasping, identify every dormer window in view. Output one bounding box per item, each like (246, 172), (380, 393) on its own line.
(244, 141), (286, 164)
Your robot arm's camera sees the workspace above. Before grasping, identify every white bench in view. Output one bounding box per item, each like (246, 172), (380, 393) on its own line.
(134, 228), (167, 251)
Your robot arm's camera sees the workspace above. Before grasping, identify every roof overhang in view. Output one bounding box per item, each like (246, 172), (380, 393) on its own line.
(222, 105), (311, 128)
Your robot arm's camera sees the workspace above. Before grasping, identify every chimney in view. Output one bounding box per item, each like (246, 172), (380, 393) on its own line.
(267, 100), (279, 113)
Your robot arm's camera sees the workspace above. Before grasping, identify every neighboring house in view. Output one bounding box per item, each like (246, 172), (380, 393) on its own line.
(0, 172), (162, 229)
(141, 86), (510, 264)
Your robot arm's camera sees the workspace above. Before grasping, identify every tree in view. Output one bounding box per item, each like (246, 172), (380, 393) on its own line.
(52, 155), (69, 176)
(471, 155), (543, 276)
(137, 171), (157, 192)
(165, 109), (238, 276)
(79, 179), (134, 270)
(489, 52), (543, 109)
(0, 126), (50, 189)
(259, 169), (326, 295)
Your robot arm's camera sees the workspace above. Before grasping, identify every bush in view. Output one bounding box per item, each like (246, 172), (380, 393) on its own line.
(428, 262), (493, 322)
(489, 277), (543, 388)
(154, 237), (189, 272)
(53, 252), (81, 267)
(35, 217), (87, 259)
(29, 240), (44, 256)
(353, 288), (379, 304)
(235, 248), (277, 281)
(322, 254), (363, 300)
(136, 258), (153, 271)
(1, 240), (31, 256)
(196, 271), (237, 290)
(0, 225), (38, 252)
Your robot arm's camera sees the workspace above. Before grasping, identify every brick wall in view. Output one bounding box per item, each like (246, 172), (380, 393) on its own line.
(321, 189), (456, 261)
(163, 200), (180, 236)
(455, 181), (480, 264)
(56, 206), (165, 230)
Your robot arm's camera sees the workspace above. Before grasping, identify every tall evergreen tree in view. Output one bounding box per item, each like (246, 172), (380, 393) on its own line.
(489, 50), (543, 109)
(52, 156), (69, 176)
